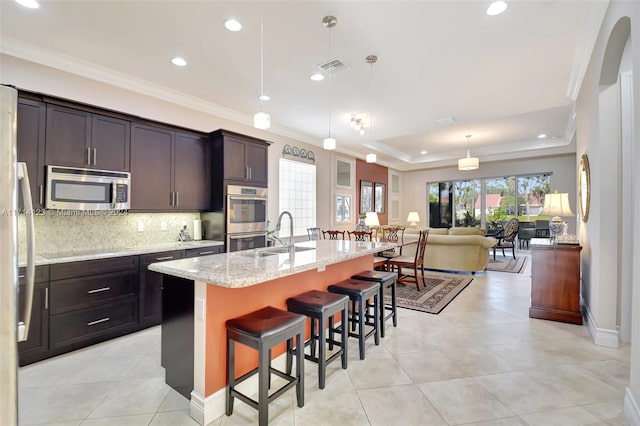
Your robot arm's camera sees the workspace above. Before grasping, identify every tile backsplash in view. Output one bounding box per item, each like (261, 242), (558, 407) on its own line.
(18, 212), (203, 256)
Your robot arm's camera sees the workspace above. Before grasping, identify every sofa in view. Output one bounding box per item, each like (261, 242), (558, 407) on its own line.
(401, 227), (497, 274)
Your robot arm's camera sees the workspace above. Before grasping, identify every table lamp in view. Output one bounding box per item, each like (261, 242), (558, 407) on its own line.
(407, 211), (420, 228)
(541, 190), (574, 240)
(365, 212), (380, 240)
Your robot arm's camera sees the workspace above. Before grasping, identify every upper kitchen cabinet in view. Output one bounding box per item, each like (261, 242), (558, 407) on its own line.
(17, 96), (46, 209)
(130, 123), (210, 211)
(45, 104), (130, 172)
(210, 129), (269, 187)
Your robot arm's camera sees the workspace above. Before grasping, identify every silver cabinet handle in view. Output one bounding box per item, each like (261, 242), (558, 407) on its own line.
(87, 317), (110, 326)
(17, 162), (35, 342)
(92, 148), (97, 166)
(87, 286), (111, 294)
(155, 256), (174, 261)
(18, 274), (25, 279)
(87, 147), (91, 165)
(39, 185), (43, 206)
(44, 287), (48, 310)
(175, 191), (179, 207)
(246, 166), (250, 180)
(198, 251), (214, 255)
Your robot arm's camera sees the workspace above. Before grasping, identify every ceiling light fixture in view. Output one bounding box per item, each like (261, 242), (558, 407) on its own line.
(259, 94), (270, 101)
(487, 1), (508, 16)
(349, 116), (365, 135)
(365, 54), (378, 163)
(16, 0), (39, 8)
(310, 73), (324, 81)
(458, 134), (479, 170)
(171, 57), (187, 67)
(224, 19), (242, 32)
(253, 4), (270, 130)
(322, 15), (337, 150)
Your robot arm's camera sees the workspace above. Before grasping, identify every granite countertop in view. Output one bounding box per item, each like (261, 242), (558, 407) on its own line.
(21, 240), (225, 267)
(148, 240), (396, 288)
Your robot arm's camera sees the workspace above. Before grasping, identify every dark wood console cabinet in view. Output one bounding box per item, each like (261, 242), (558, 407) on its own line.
(530, 242), (583, 324)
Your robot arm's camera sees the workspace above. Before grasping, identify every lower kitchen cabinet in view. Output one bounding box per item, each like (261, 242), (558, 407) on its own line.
(18, 266), (50, 366)
(139, 250), (185, 328)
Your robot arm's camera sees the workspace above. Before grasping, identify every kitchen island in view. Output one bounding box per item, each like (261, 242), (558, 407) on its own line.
(149, 239), (394, 425)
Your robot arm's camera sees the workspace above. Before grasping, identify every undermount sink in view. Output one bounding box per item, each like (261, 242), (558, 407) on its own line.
(252, 246), (316, 257)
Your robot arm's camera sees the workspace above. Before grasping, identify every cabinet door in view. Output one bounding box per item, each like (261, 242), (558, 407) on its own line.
(45, 104), (92, 168)
(184, 246), (223, 257)
(139, 250), (185, 327)
(91, 114), (130, 171)
(130, 124), (174, 210)
(174, 132), (210, 210)
(246, 142), (268, 185)
(223, 137), (248, 181)
(18, 282), (49, 365)
(17, 98), (46, 209)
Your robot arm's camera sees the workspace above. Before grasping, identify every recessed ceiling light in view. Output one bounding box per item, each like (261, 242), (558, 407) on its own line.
(537, 134), (547, 139)
(310, 73), (325, 81)
(171, 57), (187, 67)
(487, 1), (507, 16)
(259, 94), (270, 101)
(224, 19), (242, 32)
(420, 150), (428, 155)
(16, 0), (39, 8)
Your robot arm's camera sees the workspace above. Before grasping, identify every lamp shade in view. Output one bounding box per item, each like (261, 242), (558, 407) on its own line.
(458, 153), (479, 171)
(406, 211), (420, 227)
(365, 153), (377, 163)
(253, 111), (270, 129)
(323, 137), (336, 150)
(364, 211), (380, 227)
(541, 191), (575, 219)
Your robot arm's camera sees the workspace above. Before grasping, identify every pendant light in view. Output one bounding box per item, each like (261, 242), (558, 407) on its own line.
(458, 134), (479, 170)
(322, 15), (337, 150)
(365, 54), (377, 163)
(253, 2), (270, 130)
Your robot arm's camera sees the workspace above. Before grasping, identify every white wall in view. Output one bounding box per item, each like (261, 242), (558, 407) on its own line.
(574, 1), (640, 423)
(400, 154), (576, 232)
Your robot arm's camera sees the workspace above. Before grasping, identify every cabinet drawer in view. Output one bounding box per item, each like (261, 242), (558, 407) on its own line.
(140, 250), (185, 266)
(50, 270), (138, 315)
(50, 256), (138, 281)
(18, 265), (49, 283)
(184, 246), (223, 257)
(50, 300), (137, 349)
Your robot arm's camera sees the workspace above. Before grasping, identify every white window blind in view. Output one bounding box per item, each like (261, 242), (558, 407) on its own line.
(278, 158), (316, 238)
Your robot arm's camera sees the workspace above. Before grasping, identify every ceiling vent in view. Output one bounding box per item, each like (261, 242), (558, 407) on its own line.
(317, 58), (350, 75)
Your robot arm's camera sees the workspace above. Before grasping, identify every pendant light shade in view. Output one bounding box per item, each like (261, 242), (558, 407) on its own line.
(322, 16), (337, 150)
(365, 54), (378, 164)
(253, 112), (270, 129)
(323, 137), (336, 150)
(253, 3), (270, 130)
(458, 135), (479, 170)
(366, 153), (377, 163)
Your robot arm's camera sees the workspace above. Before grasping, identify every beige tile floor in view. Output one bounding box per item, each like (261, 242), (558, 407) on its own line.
(18, 252), (631, 425)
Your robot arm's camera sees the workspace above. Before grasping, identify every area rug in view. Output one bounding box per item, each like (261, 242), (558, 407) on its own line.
(384, 271), (473, 314)
(486, 256), (527, 273)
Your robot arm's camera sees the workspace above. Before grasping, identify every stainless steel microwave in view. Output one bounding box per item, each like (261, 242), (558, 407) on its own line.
(46, 165), (131, 211)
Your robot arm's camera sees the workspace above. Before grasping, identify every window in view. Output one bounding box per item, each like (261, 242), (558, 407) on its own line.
(278, 158), (316, 238)
(336, 195), (351, 222)
(454, 180), (481, 226)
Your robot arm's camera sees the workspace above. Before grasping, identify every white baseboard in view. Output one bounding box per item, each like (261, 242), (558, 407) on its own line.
(625, 387), (640, 426)
(584, 306), (620, 348)
(189, 354), (290, 425)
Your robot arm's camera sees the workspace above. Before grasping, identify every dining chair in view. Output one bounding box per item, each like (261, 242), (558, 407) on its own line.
(387, 229), (429, 290)
(322, 230), (346, 240)
(348, 230), (373, 241)
(307, 227), (321, 241)
(379, 226), (405, 257)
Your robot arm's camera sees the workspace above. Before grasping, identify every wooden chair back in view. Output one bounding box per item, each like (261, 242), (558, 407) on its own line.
(322, 230), (346, 240)
(307, 227), (321, 241)
(348, 230), (372, 241)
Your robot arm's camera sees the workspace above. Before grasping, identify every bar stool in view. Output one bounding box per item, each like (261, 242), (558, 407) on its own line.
(351, 270), (397, 338)
(226, 306), (305, 426)
(327, 279), (380, 360)
(285, 290), (349, 389)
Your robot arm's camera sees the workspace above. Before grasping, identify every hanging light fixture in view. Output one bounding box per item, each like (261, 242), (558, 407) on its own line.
(322, 15), (337, 150)
(458, 134), (479, 170)
(253, 3), (270, 130)
(365, 54), (378, 163)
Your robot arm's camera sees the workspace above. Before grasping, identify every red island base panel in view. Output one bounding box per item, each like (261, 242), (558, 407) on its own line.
(204, 255), (373, 395)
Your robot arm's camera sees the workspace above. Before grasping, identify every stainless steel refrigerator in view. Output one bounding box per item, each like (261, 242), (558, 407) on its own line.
(1, 85), (37, 425)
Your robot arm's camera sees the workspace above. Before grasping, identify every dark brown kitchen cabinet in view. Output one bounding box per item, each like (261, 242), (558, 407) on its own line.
(17, 97), (46, 209)
(45, 104), (130, 171)
(184, 246), (224, 258)
(131, 124), (210, 211)
(139, 250), (185, 328)
(210, 129), (269, 187)
(48, 256), (139, 352)
(18, 265), (50, 366)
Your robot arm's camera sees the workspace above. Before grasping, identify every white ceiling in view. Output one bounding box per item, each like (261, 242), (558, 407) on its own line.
(0, 1), (607, 171)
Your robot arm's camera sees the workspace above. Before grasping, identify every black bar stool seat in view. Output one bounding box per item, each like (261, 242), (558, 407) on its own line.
(327, 279), (380, 360)
(286, 290), (349, 389)
(351, 270), (397, 338)
(226, 306), (305, 426)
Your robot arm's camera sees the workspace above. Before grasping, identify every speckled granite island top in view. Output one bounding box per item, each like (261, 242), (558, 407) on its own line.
(148, 240), (395, 288)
